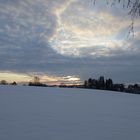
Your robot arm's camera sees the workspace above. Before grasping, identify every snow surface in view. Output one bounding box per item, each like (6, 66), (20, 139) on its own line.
(0, 86), (140, 140)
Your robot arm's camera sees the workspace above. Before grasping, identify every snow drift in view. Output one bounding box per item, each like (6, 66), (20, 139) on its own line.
(0, 86), (140, 140)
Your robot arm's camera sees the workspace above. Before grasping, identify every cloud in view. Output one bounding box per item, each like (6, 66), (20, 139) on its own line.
(49, 0), (135, 57)
(0, 0), (63, 70)
(0, 71), (81, 85)
(0, 0), (140, 83)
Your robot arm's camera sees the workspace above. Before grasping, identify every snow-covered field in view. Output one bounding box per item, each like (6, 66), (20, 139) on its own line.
(0, 86), (140, 140)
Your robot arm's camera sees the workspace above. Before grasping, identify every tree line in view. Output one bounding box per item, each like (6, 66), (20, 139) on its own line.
(0, 80), (17, 85)
(1, 76), (140, 94)
(84, 76), (124, 91)
(83, 76), (140, 94)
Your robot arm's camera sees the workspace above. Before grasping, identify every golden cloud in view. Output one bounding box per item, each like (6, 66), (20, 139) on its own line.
(49, 1), (133, 57)
(0, 71), (81, 85)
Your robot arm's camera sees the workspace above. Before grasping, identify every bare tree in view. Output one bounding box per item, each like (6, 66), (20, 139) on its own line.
(93, 0), (140, 17)
(33, 76), (40, 84)
(93, 0), (140, 35)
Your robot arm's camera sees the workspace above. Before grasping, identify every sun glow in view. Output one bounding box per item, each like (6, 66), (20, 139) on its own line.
(0, 71), (81, 85)
(0, 72), (32, 83)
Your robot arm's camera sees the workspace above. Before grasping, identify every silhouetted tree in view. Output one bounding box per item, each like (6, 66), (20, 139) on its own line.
(134, 84), (139, 89)
(120, 84), (125, 92)
(28, 76), (47, 87)
(0, 80), (8, 85)
(88, 78), (93, 88)
(113, 84), (124, 92)
(84, 80), (88, 88)
(11, 81), (17, 86)
(98, 76), (105, 89)
(106, 78), (113, 90)
(34, 76), (40, 85)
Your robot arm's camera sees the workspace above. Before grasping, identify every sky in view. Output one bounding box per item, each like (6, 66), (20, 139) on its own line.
(0, 0), (140, 85)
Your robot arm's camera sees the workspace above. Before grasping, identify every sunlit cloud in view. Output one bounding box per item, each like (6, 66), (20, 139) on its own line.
(0, 0), (140, 83)
(0, 71), (32, 83)
(0, 71), (81, 85)
(49, 1), (134, 57)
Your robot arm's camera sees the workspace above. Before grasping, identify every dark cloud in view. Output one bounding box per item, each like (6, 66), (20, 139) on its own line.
(0, 0), (140, 83)
(0, 0), (59, 69)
